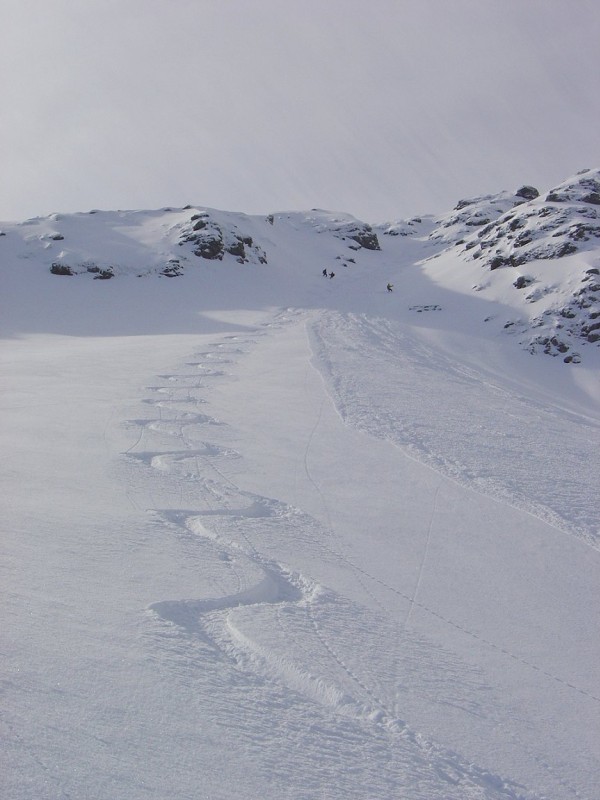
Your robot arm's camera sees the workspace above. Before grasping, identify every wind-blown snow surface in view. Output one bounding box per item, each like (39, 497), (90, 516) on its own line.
(2, 189), (600, 799)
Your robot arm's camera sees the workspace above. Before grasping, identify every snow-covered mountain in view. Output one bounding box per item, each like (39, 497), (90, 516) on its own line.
(2, 171), (600, 800)
(426, 168), (600, 360)
(3, 169), (599, 364)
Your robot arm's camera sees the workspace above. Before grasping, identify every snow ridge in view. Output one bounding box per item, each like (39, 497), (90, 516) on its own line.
(2, 168), (599, 362)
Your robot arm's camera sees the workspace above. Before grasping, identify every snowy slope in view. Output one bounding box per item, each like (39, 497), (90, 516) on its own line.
(3, 169), (600, 363)
(1, 172), (600, 800)
(418, 168), (600, 361)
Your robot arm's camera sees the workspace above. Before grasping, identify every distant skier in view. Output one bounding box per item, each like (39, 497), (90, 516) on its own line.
(387, 283), (393, 292)
(329, 271), (335, 279)
(322, 268), (328, 277)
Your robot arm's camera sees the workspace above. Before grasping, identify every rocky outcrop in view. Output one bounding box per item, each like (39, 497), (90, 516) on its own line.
(50, 262), (115, 278)
(379, 217), (433, 238)
(427, 170), (600, 360)
(348, 227), (381, 251)
(7, 173), (600, 362)
(178, 212), (267, 264)
(428, 189), (528, 247)
(50, 263), (74, 276)
(515, 185), (540, 201)
(461, 170), (600, 271)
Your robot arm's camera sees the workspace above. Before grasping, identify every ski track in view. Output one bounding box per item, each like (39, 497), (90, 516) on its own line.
(116, 307), (598, 800)
(309, 311), (600, 549)
(405, 481), (442, 626)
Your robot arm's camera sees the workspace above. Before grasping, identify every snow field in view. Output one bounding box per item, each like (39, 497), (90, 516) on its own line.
(2, 204), (600, 798)
(124, 311), (598, 798)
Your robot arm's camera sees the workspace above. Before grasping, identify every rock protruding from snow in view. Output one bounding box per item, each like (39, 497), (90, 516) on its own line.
(515, 185), (540, 201)
(378, 216), (436, 238)
(458, 169), (600, 271)
(438, 169), (600, 359)
(0, 206), (272, 278)
(1, 172), (599, 362)
(178, 210), (268, 264)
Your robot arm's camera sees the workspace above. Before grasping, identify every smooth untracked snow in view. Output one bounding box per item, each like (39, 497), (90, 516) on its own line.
(1, 209), (599, 799)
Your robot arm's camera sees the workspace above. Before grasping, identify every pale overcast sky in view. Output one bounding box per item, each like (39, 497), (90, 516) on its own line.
(1, 0), (599, 222)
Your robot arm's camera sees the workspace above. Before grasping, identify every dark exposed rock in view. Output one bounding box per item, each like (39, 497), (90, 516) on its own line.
(194, 236), (224, 260)
(556, 242), (578, 257)
(552, 337), (569, 353)
(490, 256), (513, 270)
(455, 198), (474, 210)
(460, 179), (596, 272)
(84, 264), (114, 278)
(93, 269), (114, 280)
(545, 173), (600, 205)
(582, 320), (600, 335)
(161, 260), (183, 277)
(465, 218), (491, 227)
(566, 223), (600, 241)
(380, 217), (431, 237)
(439, 170), (600, 360)
(349, 228), (380, 251)
(226, 238), (246, 259)
(514, 232), (533, 247)
(409, 304), (442, 312)
(513, 275), (533, 289)
(531, 335), (570, 355)
(178, 212), (267, 264)
(515, 185), (539, 201)
(50, 263), (73, 276)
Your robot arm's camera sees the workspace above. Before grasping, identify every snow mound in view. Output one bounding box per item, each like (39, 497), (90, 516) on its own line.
(0, 206), (270, 278)
(268, 209), (381, 251)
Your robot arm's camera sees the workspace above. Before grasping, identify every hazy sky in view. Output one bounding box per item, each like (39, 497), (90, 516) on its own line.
(2, 0), (599, 222)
